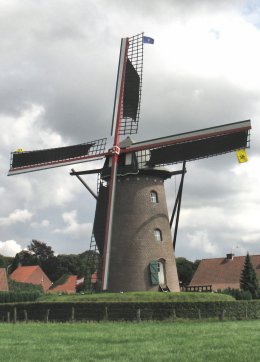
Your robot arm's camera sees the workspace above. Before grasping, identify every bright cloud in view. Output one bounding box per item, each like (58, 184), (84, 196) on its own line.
(0, 103), (64, 151)
(158, 11), (260, 91)
(0, 240), (22, 256)
(0, 209), (33, 226)
(187, 230), (219, 255)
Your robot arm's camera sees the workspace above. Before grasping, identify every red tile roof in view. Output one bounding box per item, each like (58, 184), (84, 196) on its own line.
(48, 275), (77, 294)
(190, 255), (260, 291)
(0, 268), (9, 292)
(10, 265), (52, 292)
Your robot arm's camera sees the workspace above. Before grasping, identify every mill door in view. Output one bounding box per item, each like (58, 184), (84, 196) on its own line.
(158, 261), (165, 285)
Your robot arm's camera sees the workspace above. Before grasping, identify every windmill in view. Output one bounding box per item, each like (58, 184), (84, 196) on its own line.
(8, 33), (251, 292)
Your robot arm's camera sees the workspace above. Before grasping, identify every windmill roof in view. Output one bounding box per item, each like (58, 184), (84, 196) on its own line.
(0, 268), (9, 292)
(10, 265), (52, 292)
(48, 275), (77, 294)
(119, 136), (134, 148)
(190, 254), (260, 291)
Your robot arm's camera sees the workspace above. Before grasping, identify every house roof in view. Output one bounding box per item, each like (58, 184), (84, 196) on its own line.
(10, 265), (52, 292)
(10, 265), (38, 282)
(0, 268), (9, 292)
(189, 254), (260, 291)
(49, 275), (77, 294)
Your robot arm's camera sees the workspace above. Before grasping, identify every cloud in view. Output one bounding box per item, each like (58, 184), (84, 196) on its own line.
(54, 210), (92, 237)
(30, 219), (50, 228)
(0, 103), (64, 152)
(241, 233), (260, 243)
(0, 209), (33, 226)
(187, 231), (219, 255)
(0, 0), (259, 261)
(0, 240), (22, 257)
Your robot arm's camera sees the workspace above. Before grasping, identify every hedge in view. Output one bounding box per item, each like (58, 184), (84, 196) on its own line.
(0, 292), (42, 304)
(8, 279), (43, 293)
(0, 300), (260, 322)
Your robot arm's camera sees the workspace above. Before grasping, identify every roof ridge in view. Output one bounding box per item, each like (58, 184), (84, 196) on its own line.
(17, 265), (39, 268)
(201, 254), (260, 261)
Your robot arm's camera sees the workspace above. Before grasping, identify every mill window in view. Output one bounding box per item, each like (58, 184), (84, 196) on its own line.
(150, 191), (158, 203)
(154, 228), (162, 242)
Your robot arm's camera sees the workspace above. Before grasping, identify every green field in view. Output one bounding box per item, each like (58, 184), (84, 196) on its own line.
(38, 291), (234, 303)
(0, 320), (259, 361)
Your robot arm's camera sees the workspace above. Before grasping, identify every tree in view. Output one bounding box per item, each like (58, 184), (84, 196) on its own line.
(0, 254), (14, 269)
(240, 253), (259, 299)
(11, 240), (57, 281)
(28, 239), (54, 261)
(42, 256), (59, 283)
(10, 250), (38, 273)
(27, 240), (60, 281)
(56, 254), (81, 277)
(176, 257), (200, 287)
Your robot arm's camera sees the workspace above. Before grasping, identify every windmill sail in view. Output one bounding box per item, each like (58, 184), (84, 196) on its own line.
(93, 183), (109, 256)
(8, 138), (107, 175)
(125, 120), (251, 167)
(148, 129), (248, 166)
(123, 59), (140, 121)
(111, 33), (144, 136)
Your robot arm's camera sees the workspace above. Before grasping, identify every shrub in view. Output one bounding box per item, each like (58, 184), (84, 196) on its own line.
(222, 288), (252, 300)
(240, 290), (252, 300)
(8, 279), (43, 294)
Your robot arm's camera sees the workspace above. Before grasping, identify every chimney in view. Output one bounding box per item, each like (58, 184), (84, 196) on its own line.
(226, 253), (234, 260)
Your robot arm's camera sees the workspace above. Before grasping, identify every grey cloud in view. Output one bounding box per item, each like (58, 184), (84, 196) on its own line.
(139, 75), (256, 140)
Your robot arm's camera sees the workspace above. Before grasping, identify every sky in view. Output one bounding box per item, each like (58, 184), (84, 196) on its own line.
(0, 0), (260, 261)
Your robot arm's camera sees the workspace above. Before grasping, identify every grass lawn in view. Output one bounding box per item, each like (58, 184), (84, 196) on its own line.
(0, 320), (259, 361)
(38, 291), (234, 303)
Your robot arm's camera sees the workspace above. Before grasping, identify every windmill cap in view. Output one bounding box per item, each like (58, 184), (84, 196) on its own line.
(119, 137), (135, 148)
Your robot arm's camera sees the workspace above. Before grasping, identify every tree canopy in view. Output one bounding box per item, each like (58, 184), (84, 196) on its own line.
(10, 250), (38, 273)
(176, 257), (200, 287)
(0, 254), (13, 269)
(28, 239), (54, 260)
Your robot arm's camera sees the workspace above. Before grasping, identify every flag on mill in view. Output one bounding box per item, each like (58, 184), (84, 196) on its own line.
(143, 36), (154, 44)
(236, 149), (248, 163)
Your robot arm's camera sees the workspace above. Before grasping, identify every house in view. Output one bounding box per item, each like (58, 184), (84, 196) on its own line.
(48, 275), (78, 294)
(189, 253), (260, 291)
(0, 268), (9, 292)
(10, 265), (52, 292)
